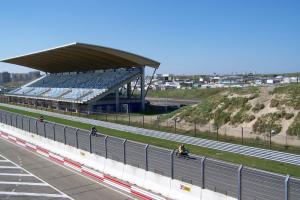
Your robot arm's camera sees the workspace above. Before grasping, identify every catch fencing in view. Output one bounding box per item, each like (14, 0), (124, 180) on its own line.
(0, 109), (299, 200)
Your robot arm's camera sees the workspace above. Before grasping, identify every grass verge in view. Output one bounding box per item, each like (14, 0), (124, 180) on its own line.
(0, 105), (299, 178)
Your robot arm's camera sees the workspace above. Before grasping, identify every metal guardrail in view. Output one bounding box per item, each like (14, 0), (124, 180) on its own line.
(0, 110), (299, 200)
(4, 102), (300, 166)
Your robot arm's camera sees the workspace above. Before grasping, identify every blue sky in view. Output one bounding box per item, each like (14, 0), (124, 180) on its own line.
(0, 0), (299, 75)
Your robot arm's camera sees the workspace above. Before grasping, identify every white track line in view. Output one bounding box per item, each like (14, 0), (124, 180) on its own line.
(0, 173), (33, 177)
(0, 181), (48, 186)
(0, 191), (69, 198)
(0, 153), (74, 200)
(0, 166), (20, 169)
(0, 136), (138, 200)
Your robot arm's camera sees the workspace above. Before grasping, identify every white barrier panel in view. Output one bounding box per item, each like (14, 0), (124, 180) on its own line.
(83, 153), (106, 173)
(143, 171), (171, 197)
(122, 164), (146, 186)
(227, 195), (238, 200)
(201, 189), (238, 200)
(103, 159), (124, 180)
(168, 179), (201, 200)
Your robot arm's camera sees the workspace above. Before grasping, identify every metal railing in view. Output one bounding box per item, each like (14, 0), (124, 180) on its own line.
(0, 109), (299, 200)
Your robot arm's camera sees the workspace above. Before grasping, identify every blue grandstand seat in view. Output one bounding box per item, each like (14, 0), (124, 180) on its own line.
(8, 68), (140, 103)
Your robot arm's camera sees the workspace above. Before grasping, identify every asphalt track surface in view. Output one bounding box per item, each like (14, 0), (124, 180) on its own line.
(0, 136), (135, 200)
(1, 103), (300, 166)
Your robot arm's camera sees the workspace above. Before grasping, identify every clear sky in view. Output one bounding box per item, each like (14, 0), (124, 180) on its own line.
(0, 0), (299, 75)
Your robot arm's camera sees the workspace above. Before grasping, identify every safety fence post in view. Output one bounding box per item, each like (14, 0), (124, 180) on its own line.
(104, 136), (108, 159)
(89, 133), (92, 153)
(241, 127), (244, 145)
(21, 116), (24, 130)
(43, 122), (46, 138)
(15, 114), (17, 128)
(123, 139), (127, 164)
(170, 150), (174, 179)
(53, 124), (56, 141)
(142, 115), (145, 128)
(238, 165), (243, 200)
(63, 126), (67, 144)
(35, 120), (38, 135)
(269, 131), (272, 149)
(29, 118), (31, 133)
(128, 113), (130, 125)
(174, 119), (177, 134)
(75, 129), (79, 149)
(216, 125), (219, 141)
(285, 175), (290, 200)
(201, 156), (206, 188)
(145, 144), (149, 171)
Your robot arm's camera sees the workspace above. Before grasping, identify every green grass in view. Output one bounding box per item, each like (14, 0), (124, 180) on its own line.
(147, 88), (226, 100)
(147, 86), (260, 100)
(0, 105), (300, 178)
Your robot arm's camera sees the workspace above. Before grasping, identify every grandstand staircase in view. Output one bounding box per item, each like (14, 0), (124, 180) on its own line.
(38, 88), (51, 96)
(23, 88), (35, 95)
(76, 90), (93, 101)
(87, 71), (141, 104)
(57, 89), (72, 99)
(22, 75), (46, 87)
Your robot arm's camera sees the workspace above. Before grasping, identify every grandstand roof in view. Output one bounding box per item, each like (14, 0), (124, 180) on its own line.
(0, 43), (160, 73)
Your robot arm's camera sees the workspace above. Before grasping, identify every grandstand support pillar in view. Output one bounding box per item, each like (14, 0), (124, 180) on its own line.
(140, 66), (145, 112)
(127, 82), (131, 99)
(75, 103), (79, 113)
(127, 82), (131, 113)
(56, 102), (60, 110)
(115, 89), (120, 113)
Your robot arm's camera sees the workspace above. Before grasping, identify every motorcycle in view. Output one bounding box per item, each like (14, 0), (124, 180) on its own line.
(174, 149), (190, 159)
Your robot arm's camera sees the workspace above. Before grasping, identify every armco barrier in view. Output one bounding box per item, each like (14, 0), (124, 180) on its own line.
(1, 109), (300, 200)
(0, 123), (166, 200)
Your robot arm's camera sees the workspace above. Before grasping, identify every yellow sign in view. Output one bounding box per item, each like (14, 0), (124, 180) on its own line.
(180, 184), (191, 192)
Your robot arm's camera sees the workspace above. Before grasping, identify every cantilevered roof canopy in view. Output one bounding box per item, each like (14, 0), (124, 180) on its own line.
(1, 43), (160, 73)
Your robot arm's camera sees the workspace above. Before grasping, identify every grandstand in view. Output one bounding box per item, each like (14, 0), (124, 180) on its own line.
(1, 43), (160, 113)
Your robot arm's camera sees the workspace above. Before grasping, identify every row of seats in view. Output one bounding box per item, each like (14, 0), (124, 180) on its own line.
(8, 68), (140, 103)
(9, 87), (106, 102)
(29, 68), (140, 89)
